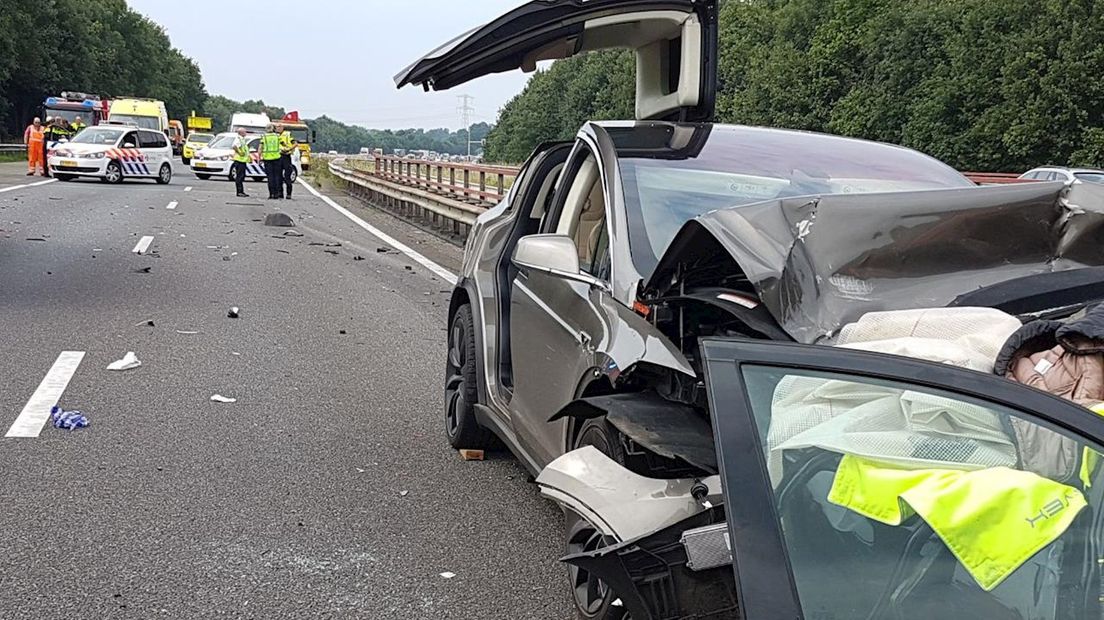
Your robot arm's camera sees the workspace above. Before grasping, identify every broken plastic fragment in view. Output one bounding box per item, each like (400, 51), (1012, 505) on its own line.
(107, 352), (141, 371)
(210, 394), (237, 403)
(439, 572), (456, 579)
(227, 307), (240, 319)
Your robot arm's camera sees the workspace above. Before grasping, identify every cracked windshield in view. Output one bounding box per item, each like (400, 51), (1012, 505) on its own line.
(2, 0), (1103, 618)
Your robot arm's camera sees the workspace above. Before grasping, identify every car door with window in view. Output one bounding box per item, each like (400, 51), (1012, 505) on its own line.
(702, 339), (1104, 620)
(138, 130), (168, 174)
(508, 143), (614, 466)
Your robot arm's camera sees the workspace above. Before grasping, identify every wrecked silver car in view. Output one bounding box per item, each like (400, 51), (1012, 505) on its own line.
(398, 0), (1104, 618)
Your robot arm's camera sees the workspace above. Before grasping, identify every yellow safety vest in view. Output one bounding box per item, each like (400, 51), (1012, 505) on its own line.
(278, 130), (296, 155)
(260, 133), (281, 160)
(232, 136), (251, 163)
(829, 454), (1086, 591)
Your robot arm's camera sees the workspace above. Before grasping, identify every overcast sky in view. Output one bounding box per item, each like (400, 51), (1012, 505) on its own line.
(128, 0), (531, 130)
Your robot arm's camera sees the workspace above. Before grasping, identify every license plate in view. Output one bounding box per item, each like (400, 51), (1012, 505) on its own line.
(61, 160), (77, 167)
(194, 162), (207, 168)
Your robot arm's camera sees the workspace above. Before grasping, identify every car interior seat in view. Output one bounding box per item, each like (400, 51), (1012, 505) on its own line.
(573, 181), (606, 268)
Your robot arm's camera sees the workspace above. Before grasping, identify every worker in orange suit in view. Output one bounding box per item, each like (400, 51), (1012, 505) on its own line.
(23, 117), (46, 176)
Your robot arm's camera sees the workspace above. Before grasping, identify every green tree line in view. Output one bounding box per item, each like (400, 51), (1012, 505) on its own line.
(306, 116), (491, 155)
(485, 0), (1104, 171)
(0, 0), (206, 138)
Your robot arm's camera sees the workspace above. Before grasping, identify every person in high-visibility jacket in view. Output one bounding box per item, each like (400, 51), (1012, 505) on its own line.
(259, 124), (283, 200)
(70, 116), (87, 135)
(230, 127), (252, 198)
(23, 117), (45, 176)
(277, 123), (298, 199)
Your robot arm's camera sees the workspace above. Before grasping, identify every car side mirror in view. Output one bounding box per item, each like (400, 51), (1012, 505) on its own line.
(123, 142), (136, 149)
(513, 234), (607, 291)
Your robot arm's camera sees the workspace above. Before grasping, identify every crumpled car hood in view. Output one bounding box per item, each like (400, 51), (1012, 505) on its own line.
(647, 181), (1104, 343)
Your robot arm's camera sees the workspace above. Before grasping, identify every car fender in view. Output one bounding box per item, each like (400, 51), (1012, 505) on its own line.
(595, 293), (695, 385)
(536, 446), (721, 542)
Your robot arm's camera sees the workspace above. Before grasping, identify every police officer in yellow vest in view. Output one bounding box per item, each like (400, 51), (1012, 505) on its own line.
(277, 123), (298, 199)
(230, 127), (251, 198)
(259, 124), (283, 200)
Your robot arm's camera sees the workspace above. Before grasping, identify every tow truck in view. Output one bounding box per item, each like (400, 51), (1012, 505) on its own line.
(278, 112), (315, 171)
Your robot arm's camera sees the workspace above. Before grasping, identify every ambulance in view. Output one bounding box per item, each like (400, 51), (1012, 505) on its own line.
(109, 98), (170, 132)
(229, 112), (269, 135)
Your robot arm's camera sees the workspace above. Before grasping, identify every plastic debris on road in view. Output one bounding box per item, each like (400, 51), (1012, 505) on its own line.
(227, 307), (240, 319)
(107, 352), (141, 371)
(210, 394), (237, 403)
(51, 406), (89, 430)
(439, 572), (456, 579)
(263, 213), (295, 227)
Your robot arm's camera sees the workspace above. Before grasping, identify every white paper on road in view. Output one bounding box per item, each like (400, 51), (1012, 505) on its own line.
(106, 352), (142, 371)
(210, 394), (237, 403)
(5, 351), (86, 438)
(132, 236), (154, 254)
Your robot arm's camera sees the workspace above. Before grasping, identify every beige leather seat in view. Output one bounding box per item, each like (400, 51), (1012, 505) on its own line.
(573, 182), (606, 268)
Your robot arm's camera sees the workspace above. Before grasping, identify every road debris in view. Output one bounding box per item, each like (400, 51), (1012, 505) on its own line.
(227, 307), (240, 319)
(339, 330), (347, 335)
(400, 490), (410, 497)
(134, 320), (155, 327)
(439, 572), (456, 579)
(276, 249), (290, 254)
(210, 394), (237, 404)
(324, 249), (339, 256)
(353, 255), (365, 261)
(51, 406), (89, 430)
(283, 230), (304, 237)
(459, 449), (485, 461)
(263, 213), (295, 227)
(132, 267), (152, 274)
(107, 352), (142, 371)
(175, 330), (199, 335)
(25, 238), (46, 242)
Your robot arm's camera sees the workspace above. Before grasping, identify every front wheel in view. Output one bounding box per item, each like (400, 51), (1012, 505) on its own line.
(444, 304), (498, 449)
(195, 173), (211, 180)
(288, 168), (299, 183)
(156, 163), (172, 185)
(104, 161), (123, 184)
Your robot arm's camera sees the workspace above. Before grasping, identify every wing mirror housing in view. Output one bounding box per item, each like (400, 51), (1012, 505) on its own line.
(512, 234), (608, 291)
(122, 142), (136, 149)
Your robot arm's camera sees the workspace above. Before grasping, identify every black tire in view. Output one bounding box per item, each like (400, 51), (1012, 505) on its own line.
(565, 419), (629, 620)
(104, 161), (123, 184)
(195, 173), (211, 180)
(55, 174), (76, 182)
(288, 168), (299, 183)
(444, 304), (498, 449)
(156, 163), (172, 185)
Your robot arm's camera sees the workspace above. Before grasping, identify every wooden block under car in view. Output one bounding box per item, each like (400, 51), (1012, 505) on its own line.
(459, 449), (485, 461)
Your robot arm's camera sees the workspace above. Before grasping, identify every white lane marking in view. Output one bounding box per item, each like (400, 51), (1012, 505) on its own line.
(6, 351), (86, 438)
(166, 201), (178, 210)
(0, 178), (56, 194)
(297, 178), (458, 285)
(132, 236), (154, 254)
(184, 186), (193, 192)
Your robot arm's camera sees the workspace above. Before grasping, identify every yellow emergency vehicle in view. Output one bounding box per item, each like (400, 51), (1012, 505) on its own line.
(278, 112), (314, 171)
(108, 98), (169, 132)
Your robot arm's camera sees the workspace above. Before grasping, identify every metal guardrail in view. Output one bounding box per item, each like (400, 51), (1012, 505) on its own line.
(0, 144), (28, 153)
(962, 172), (1035, 185)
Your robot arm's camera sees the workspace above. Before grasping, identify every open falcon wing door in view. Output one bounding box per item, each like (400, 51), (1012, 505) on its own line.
(394, 0), (718, 122)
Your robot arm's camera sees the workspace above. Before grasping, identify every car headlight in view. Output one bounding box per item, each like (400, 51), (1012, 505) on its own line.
(55, 150), (73, 158)
(79, 152), (105, 159)
(217, 155), (230, 161)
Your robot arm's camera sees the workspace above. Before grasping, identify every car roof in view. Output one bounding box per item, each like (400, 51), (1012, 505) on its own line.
(1027, 166), (1104, 174)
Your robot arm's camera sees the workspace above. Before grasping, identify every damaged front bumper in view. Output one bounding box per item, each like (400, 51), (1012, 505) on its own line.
(537, 447), (738, 620)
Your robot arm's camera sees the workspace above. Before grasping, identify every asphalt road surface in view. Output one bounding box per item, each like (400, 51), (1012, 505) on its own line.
(0, 161), (573, 619)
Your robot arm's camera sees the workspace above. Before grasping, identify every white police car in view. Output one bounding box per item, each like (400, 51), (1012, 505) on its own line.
(48, 124), (173, 184)
(190, 132), (300, 183)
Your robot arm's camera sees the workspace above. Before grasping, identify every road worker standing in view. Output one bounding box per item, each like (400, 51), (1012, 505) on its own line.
(277, 123), (298, 199)
(231, 127), (251, 198)
(259, 124), (283, 200)
(23, 117), (45, 176)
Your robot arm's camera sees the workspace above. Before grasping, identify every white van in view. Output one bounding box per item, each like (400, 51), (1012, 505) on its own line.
(229, 112), (270, 135)
(47, 125), (173, 184)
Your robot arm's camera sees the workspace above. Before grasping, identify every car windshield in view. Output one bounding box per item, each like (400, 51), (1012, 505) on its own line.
(1074, 172), (1104, 184)
(288, 127), (310, 143)
(207, 135), (236, 149)
(45, 109), (90, 124)
(231, 125), (265, 135)
(110, 114), (161, 131)
(613, 124), (975, 277)
(70, 127), (124, 145)
(189, 133), (214, 144)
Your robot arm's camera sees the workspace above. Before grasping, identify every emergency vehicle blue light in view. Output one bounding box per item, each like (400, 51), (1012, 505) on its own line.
(46, 97), (60, 106)
(82, 100), (96, 108)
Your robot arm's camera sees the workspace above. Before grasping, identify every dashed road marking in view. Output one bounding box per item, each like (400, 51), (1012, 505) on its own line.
(132, 236), (154, 254)
(6, 351), (86, 438)
(297, 178), (457, 285)
(166, 201), (178, 210)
